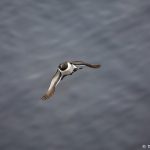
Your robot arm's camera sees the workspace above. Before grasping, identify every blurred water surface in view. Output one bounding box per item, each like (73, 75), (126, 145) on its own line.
(0, 0), (150, 150)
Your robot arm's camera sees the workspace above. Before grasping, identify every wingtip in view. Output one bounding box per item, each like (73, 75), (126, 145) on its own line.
(91, 64), (101, 68)
(41, 87), (56, 101)
(41, 95), (48, 101)
(41, 91), (55, 100)
(96, 64), (101, 68)
(41, 94), (51, 101)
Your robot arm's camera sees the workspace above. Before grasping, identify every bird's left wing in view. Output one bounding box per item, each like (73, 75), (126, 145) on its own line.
(41, 69), (62, 100)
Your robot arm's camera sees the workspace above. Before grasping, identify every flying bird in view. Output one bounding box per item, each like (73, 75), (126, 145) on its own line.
(41, 61), (101, 100)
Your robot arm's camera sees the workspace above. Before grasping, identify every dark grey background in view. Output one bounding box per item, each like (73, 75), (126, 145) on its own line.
(0, 0), (150, 150)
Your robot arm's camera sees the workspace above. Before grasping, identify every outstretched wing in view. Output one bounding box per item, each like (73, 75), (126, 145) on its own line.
(41, 69), (62, 100)
(70, 61), (101, 68)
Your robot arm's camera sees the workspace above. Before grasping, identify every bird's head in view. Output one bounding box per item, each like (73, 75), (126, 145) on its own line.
(59, 62), (68, 71)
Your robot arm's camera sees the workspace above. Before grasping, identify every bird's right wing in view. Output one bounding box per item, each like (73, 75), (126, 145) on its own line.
(70, 61), (101, 68)
(41, 69), (62, 100)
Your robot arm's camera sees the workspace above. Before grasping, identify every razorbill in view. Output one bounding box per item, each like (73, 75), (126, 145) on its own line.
(41, 61), (101, 100)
